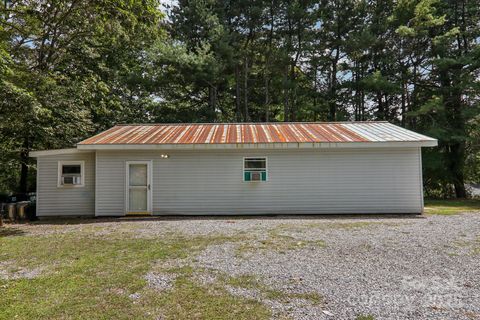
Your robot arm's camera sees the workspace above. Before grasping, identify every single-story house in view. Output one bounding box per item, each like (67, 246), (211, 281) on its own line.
(30, 121), (437, 217)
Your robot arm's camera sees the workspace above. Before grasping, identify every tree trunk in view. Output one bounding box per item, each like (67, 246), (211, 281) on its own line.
(19, 137), (29, 193)
(439, 66), (467, 198)
(283, 65), (289, 122)
(361, 90), (365, 121)
(328, 69), (336, 121)
(264, 1), (274, 122)
(289, 62), (296, 121)
(401, 81), (406, 127)
(376, 92), (384, 120)
(313, 66), (318, 121)
(264, 71), (269, 122)
(384, 93), (390, 120)
(328, 47), (340, 121)
(235, 65), (242, 122)
(243, 56), (250, 121)
(208, 85), (217, 121)
(411, 64), (418, 129)
(354, 63), (360, 121)
(450, 143), (467, 198)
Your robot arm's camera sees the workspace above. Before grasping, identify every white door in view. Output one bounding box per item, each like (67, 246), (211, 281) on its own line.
(126, 161), (152, 215)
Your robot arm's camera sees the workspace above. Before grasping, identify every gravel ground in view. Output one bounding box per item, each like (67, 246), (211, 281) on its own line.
(25, 213), (480, 319)
(136, 213), (480, 320)
(145, 272), (177, 291)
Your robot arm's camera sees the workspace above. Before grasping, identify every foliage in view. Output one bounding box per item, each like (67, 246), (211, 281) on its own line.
(1, 0), (479, 197)
(149, 0), (480, 198)
(0, 0), (163, 193)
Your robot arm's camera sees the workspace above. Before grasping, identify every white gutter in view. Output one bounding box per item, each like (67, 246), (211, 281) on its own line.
(30, 148), (92, 157)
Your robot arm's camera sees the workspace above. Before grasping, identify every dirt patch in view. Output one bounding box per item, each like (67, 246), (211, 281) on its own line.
(0, 260), (44, 280)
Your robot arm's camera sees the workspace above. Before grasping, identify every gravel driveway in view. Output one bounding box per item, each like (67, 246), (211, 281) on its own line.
(135, 213), (480, 320)
(17, 213), (480, 319)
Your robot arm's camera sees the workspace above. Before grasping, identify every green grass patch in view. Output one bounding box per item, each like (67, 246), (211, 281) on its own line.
(148, 274), (270, 320)
(424, 199), (480, 215)
(356, 315), (375, 320)
(0, 225), (270, 320)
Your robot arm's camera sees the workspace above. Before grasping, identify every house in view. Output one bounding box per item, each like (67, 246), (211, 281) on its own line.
(30, 122), (437, 217)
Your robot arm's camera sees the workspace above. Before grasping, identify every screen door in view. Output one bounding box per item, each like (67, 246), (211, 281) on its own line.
(126, 161), (152, 215)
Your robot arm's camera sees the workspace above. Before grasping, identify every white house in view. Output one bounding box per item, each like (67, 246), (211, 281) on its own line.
(30, 122), (437, 216)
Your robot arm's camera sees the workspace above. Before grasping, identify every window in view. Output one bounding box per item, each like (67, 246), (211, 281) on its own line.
(58, 161), (84, 187)
(243, 157), (267, 182)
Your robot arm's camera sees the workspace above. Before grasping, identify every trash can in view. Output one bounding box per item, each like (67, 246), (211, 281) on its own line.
(7, 203), (16, 221)
(26, 203), (36, 221)
(27, 193), (36, 221)
(17, 201), (29, 220)
(0, 203), (5, 226)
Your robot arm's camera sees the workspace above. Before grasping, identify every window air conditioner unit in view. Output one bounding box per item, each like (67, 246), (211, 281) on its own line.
(251, 172), (261, 181)
(62, 176), (81, 185)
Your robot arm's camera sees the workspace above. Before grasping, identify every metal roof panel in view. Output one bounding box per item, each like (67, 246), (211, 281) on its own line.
(77, 122), (437, 146)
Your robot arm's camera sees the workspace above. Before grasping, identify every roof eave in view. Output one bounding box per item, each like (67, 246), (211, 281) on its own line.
(30, 148), (92, 157)
(77, 140), (438, 150)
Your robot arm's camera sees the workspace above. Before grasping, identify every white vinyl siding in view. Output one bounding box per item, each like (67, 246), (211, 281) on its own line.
(36, 152), (95, 216)
(95, 148), (423, 216)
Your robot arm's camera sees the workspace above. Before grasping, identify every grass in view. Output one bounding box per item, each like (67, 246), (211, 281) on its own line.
(474, 236), (480, 255)
(0, 225), (270, 320)
(424, 199), (480, 215)
(0, 218), (337, 320)
(453, 236), (480, 255)
(6, 206), (469, 319)
(234, 221), (400, 257)
(223, 274), (323, 305)
(356, 315), (375, 320)
(235, 228), (326, 257)
(152, 273), (270, 320)
(305, 221), (378, 229)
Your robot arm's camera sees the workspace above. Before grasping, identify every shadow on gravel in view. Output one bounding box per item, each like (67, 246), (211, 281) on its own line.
(0, 227), (27, 238)
(31, 213), (424, 225)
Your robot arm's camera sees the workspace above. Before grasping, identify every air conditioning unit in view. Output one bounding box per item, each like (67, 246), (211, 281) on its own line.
(251, 172), (261, 181)
(62, 176), (81, 185)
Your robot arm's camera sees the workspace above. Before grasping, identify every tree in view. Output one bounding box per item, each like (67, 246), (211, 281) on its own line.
(393, 0), (480, 198)
(1, 0), (479, 198)
(0, 0), (163, 193)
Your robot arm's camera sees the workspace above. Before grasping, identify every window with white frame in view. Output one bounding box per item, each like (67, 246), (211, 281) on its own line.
(243, 157), (267, 182)
(58, 161), (84, 187)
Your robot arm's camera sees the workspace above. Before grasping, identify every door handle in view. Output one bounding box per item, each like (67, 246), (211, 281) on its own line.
(148, 184), (151, 190)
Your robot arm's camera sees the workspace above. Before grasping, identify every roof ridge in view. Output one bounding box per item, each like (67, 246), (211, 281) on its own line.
(115, 121), (390, 126)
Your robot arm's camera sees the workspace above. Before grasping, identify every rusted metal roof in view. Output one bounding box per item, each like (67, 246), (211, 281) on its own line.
(78, 122), (436, 146)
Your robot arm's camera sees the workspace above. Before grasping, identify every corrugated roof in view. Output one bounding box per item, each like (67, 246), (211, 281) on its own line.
(78, 122), (436, 145)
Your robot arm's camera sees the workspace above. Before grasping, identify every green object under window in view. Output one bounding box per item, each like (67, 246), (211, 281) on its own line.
(244, 158), (267, 182)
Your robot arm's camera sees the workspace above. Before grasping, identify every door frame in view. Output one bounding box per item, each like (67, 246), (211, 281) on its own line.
(125, 160), (153, 215)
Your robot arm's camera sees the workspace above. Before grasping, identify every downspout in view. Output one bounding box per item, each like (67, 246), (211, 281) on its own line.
(418, 147), (424, 215)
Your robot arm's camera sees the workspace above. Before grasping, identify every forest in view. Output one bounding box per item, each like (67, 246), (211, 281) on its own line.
(0, 0), (479, 198)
